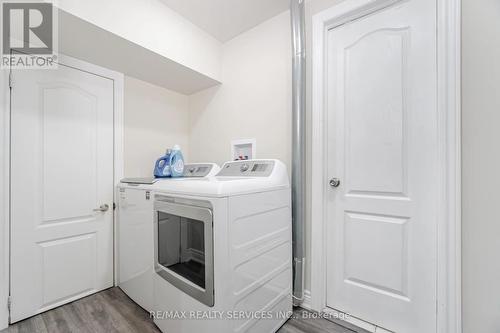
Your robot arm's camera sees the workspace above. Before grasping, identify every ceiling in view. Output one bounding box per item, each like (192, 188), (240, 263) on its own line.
(159, 0), (290, 42)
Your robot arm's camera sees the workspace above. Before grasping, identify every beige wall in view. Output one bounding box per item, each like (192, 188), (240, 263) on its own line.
(462, 0), (500, 332)
(188, 11), (292, 170)
(188, 0), (345, 295)
(124, 76), (190, 177)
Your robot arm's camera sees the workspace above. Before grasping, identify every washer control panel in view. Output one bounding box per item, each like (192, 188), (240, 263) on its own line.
(217, 160), (275, 177)
(183, 163), (215, 177)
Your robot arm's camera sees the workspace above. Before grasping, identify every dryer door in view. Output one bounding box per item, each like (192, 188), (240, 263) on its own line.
(154, 199), (214, 307)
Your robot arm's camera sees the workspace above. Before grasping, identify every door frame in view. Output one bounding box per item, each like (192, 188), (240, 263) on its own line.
(309, 0), (461, 332)
(0, 54), (124, 329)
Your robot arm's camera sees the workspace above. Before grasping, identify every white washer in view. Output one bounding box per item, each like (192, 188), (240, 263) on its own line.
(117, 163), (220, 312)
(153, 159), (292, 333)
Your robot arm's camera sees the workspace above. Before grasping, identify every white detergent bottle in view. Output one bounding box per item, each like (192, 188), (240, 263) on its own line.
(169, 144), (185, 178)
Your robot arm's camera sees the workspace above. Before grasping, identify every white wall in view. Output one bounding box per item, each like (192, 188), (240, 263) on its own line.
(55, 0), (223, 81)
(188, 11), (292, 170)
(124, 76), (190, 177)
(462, 0), (500, 332)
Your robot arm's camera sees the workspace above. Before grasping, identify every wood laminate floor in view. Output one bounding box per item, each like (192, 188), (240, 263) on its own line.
(1, 288), (367, 333)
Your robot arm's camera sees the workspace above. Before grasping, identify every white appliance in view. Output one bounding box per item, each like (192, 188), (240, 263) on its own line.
(153, 159), (292, 333)
(117, 163), (220, 312)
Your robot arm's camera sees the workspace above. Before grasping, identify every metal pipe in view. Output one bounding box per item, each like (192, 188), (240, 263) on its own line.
(290, 0), (306, 307)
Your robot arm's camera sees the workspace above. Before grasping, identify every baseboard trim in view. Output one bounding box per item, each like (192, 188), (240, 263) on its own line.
(299, 289), (312, 310)
(298, 290), (384, 333)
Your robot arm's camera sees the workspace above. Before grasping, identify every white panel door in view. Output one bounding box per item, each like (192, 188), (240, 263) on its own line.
(10, 63), (114, 323)
(325, 1), (437, 332)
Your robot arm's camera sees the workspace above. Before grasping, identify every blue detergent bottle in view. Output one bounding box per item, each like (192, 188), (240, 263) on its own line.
(154, 149), (172, 178)
(169, 144), (185, 178)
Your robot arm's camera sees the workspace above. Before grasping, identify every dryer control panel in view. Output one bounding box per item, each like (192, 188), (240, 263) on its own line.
(183, 163), (216, 177)
(217, 160), (275, 177)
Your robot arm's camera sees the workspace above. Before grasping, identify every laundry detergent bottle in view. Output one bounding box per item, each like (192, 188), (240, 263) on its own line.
(169, 144), (185, 178)
(154, 149), (172, 178)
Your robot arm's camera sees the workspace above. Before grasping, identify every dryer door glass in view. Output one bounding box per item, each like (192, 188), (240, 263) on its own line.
(157, 213), (206, 288)
(154, 200), (214, 307)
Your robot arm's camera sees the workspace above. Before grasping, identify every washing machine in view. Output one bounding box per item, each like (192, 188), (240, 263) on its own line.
(152, 159), (292, 333)
(117, 163), (220, 312)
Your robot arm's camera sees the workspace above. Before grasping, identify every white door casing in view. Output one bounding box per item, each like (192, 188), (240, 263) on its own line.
(310, 0), (462, 332)
(0, 67), (9, 330)
(310, 0), (461, 333)
(9, 63), (115, 322)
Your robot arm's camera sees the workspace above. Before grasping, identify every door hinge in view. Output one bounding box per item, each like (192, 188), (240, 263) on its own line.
(7, 296), (11, 312)
(8, 72), (13, 89)
(113, 202), (116, 210)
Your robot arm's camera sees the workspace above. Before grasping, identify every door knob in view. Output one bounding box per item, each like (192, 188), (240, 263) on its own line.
(93, 204), (109, 212)
(329, 178), (341, 188)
